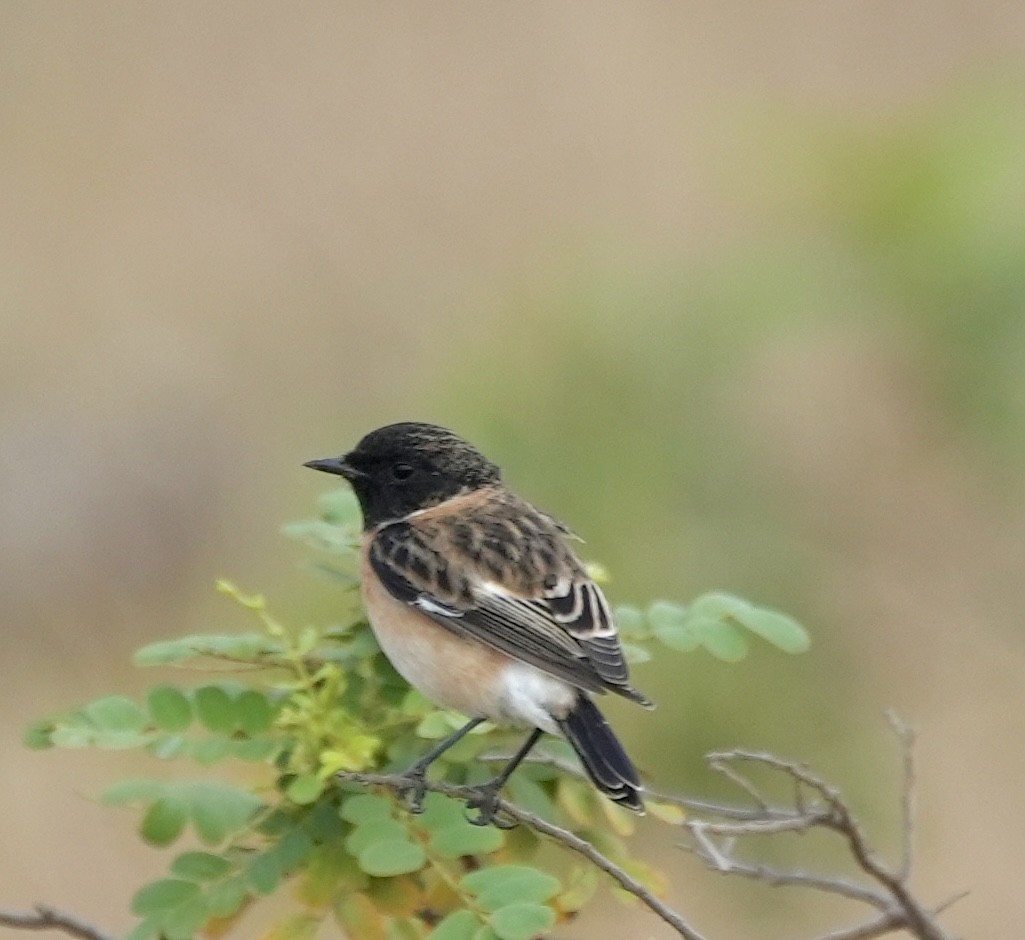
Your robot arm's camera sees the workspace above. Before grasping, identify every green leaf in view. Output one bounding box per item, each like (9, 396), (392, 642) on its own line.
(160, 895), (210, 940)
(649, 600), (700, 652)
(141, 796), (188, 846)
(85, 695), (147, 732)
(48, 725), (94, 748)
(147, 686), (192, 732)
(461, 866), (560, 911)
(236, 689), (274, 734)
(273, 827), (315, 873)
(205, 878), (247, 917)
(555, 777), (599, 827)
(620, 641), (651, 663)
(429, 820), (504, 859)
(135, 632), (281, 666)
(131, 878), (200, 915)
(318, 486), (361, 525)
(149, 734), (189, 760)
(427, 909), (481, 940)
(124, 916), (159, 940)
(687, 592), (741, 618)
(186, 782), (263, 845)
(504, 774), (555, 823)
(102, 778), (165, 805)
(613, 604), (646, 637)
(193, 686), (236, 733)
(740, 607), (811, 653)
(345, 819), (407, 856)
(554, 864), (599, 914)
(488, 903), (555, 940)
(247, 851), (281, 895)
(416, 710), (462, 739)
(215, 632), (284, 659)
(232, 737), (276, 762)
(696, 617), (749, 661)
(170, 851), (232, 881)
(648, 799), (687, 824)
(22, 721), (54, 749)
(190, 736), (233, 765)
(306, 801), (347, 842)
(340, 793), (394, 824)
(286, 773), (325, 805)
(415, 791), (466, 831)
(134, 638), (199, 667)
(357, 838), (426, 877)
(299, 843), (366, 904)
(91, 729), (155, 750)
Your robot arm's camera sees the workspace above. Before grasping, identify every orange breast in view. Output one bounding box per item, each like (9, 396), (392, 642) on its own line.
(359, 539), (513, 719)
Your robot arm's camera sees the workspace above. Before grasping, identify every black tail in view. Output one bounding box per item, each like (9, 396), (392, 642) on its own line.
(557, 695), (644, 813)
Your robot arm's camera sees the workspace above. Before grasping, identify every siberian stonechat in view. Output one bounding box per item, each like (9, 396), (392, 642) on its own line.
(306, 422), (651, 823)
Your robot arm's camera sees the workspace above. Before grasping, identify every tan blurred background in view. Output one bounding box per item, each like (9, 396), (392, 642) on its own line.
(4, 4), (1025, 938)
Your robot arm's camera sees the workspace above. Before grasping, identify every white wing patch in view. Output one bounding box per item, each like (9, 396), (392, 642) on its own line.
(413, 595), (464, 618)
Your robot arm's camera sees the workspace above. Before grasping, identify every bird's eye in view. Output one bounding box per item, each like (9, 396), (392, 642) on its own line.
(391, 462), (415, 482)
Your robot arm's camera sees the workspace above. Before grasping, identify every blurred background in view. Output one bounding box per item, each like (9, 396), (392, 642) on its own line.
(3, 4), (1025, 938)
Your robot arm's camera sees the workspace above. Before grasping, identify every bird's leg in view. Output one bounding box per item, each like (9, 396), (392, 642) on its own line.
(466, 728), (543, 828)
(401, 716), (485, 813)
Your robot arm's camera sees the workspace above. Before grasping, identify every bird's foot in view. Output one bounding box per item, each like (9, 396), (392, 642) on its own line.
(398, 767), (430, 815)
(464, 781), (516, 830)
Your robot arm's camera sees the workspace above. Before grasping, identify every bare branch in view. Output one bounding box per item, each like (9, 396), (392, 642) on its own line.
(885, 709), (916, 881)
(493, 718), (963, 940)
(687, 717), (962, 940)
(336, 769), (710, 940)
(0, 905), (116, 940)
(809, 909), (906, 940)
(707, 755), (771, 813)
(809, 890), (969, 940)
(681, 839), (889, 909)
(482, 748), (802, 823)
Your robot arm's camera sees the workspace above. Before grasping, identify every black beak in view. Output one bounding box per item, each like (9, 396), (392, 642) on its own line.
(303, 455), (365, 480)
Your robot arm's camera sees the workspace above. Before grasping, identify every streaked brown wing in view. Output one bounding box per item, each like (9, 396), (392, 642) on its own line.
(368, 498), (651, 707)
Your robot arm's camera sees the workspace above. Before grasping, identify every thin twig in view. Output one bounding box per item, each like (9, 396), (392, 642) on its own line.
(687, 814), (829, 838)
(810, 890), (968, 940)
(336, 770), (710, 940)
(0, 905), (116, 940)
(809, 909), (905, 940)
(707, 756), (771, 813)
(886, 709), (916, 881)
(698, 721), (960, 940)
(482, 748), (803, 823)
(679, 841), (889, 908)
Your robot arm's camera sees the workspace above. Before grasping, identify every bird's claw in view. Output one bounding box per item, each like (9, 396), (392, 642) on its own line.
(464, 784), (516, 829)
(398, 770), (429, 815)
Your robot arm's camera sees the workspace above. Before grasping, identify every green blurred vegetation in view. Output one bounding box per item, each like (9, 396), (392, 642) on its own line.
(431, 74), (1025, 862)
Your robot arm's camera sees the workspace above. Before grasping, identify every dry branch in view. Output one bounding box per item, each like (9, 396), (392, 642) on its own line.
(0, 905), (117, 940)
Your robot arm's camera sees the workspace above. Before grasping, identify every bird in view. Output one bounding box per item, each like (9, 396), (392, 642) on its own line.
(305, 422), (653, 824)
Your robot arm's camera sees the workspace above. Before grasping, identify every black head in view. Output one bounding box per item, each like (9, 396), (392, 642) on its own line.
(304, 422), (502, 528)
